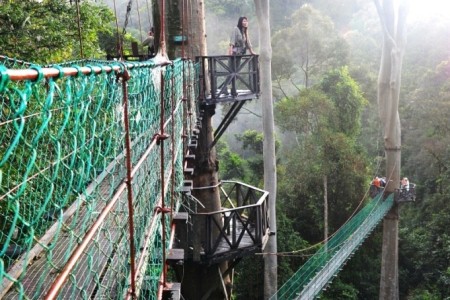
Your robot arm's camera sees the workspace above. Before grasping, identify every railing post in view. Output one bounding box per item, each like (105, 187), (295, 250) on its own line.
(255, 206), (261, 242)
(232, 212), (237, 247)
(121, 67), (137, 299)
(206, 215), (212, 256)
(236, 183), (243, 207)
(210, 56), (217, 100)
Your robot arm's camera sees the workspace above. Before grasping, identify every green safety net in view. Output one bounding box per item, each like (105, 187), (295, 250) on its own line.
(0, 56), (35, 69)
(0, 56), (198, 299)
(273, 193), (394, 300)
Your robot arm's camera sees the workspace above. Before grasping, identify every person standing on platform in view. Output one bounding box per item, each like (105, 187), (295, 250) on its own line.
(227, 17), (256, 96)
(142, 27), (155, 58)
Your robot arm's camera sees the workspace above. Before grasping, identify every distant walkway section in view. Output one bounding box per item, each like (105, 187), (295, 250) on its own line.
(272, 193), (394, 300)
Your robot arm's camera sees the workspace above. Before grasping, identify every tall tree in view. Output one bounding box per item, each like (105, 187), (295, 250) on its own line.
(185, 0), (208, 58)
(172, 0), (229, 299)
(373, 0), (409, 299)
(254, 1), (277, 299)
(271, 4), (349, 93)
(276, 67), (368, 244)
(0, 0), (113, 63)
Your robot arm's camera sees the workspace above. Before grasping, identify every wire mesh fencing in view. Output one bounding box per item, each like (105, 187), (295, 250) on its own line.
(0, 57), (198, 299)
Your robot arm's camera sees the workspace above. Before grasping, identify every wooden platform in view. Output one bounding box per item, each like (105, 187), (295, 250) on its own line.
(184, 210), (270, 265)
(206, 220), (269, 264)
(204, 89), (258, 104)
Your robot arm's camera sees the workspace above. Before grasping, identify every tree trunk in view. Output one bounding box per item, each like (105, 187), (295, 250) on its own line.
(169, 0), (224, 299)
(374, 1), (409, 299)
(185, 0), (207, 58)
(166, 0), (182, 58)
(182, 106), (228, 300)
(254, 1), (277, 299)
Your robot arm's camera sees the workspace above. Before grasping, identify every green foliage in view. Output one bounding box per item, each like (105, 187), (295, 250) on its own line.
(217, 130), (281, 187)
(0, 0), (114, 63)
(321, 278), (359, 299)
(205, 0), (254, 18)
(275, 206), (312, 285)
(236, 130), (264, 154)
(271, 4), (349, 91)
(320, 66), (368, 137)
(269, 0), (306, 31)
(233, 255), (264, 299)
(399, 194), (450, 298)
(217, 139), (249, 181)
(275, 88), (335, 137)
(274, 67), (371, 299)
(76, 2), (115, 58)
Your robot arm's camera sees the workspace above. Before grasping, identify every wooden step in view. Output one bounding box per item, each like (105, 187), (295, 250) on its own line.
(184, 161), (194, 175)
(173, 212), (188, 223)
(162, 282), (181, 300)
(166, 248), (184, 265)
(179, 180), (193, 195)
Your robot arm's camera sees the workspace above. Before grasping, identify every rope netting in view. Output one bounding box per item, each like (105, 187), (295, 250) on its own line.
(0, 56), (199, 299)
(272, 193), (395, 300)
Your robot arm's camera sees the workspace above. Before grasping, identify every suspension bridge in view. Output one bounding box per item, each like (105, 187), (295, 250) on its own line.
(0, 53), (415, 299)
(0, 0), (418, 298)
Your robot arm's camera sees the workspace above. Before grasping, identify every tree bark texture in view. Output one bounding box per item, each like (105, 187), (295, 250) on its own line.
(184, 0), (207, 59)
(254, 1), (278, 299)
(181, 107), (230, 300)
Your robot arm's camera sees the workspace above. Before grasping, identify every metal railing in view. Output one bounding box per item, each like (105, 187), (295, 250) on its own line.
(190, 181), (269, 260)
(396, 183), (416, 202)
(196, 55), (260, 103)
(369, 184), (416, 203)
(0, 57), (198, 299)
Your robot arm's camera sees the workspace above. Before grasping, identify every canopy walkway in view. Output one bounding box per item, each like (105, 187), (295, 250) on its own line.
(1, 53), (407, 300)
(0, 56), (199, 299)
(0, 53), (267, 299)
(271, 193), (395, 300)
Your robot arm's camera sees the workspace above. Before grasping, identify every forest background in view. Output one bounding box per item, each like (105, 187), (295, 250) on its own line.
(0, 0), (449, 299)
(205, 1), (450, 299)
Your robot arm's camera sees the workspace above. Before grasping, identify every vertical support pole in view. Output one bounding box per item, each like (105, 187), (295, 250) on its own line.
(210, 57), (217, 100)
(159, 69), (167, 287)
(159, 0), (166, 54)
(181, 0), (186, 58)
(121, 68), (137, 298)
(75, 0), (84, 58)
(170, 65), (175, 222)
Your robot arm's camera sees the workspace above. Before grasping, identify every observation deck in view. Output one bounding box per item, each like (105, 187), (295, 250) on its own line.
(169, 181), (270, 267)
(196, 55), (260, 105)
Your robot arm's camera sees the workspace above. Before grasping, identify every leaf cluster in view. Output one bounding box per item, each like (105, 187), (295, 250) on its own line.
(271, 4), (349, 89)
(0, 0), (114, 63)
(275, 67), (370, 238)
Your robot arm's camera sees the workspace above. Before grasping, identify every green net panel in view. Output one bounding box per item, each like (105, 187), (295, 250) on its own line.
(0, 56), (35, 70)
(272, 193), (394, 300)
(0, 57), (198, 299)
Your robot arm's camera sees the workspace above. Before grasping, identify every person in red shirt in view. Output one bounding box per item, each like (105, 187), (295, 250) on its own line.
(372, 176), (381, 188)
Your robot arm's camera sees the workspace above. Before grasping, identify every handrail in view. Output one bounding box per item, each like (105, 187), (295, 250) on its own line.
(189, 181), (269, 258)
(195, 55), (260, 103)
